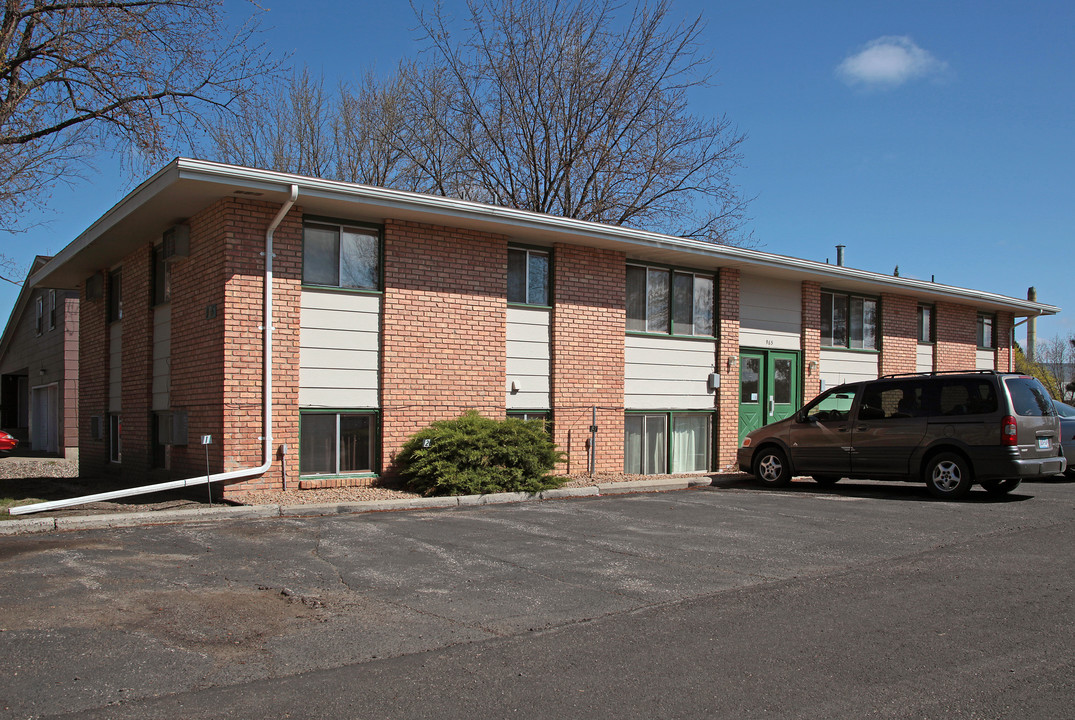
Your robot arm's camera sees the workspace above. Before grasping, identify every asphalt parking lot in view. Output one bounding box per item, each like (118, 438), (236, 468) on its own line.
(2, 476), (1074, 719)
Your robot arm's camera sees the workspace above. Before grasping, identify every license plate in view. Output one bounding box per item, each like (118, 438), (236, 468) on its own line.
(1038, 437), (1050, 450)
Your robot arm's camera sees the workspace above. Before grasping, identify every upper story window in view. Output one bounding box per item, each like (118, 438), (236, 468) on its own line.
(821, 290), (877, 350)
(152, 245), (171, 305)
(35, 295), (43, 335)
(303, 220), (380, 290)
(626, 264), (714, 336)
(508, 247), (549, 305)
(977, 313), (995, 349)
(48, 290), (56, 330)
(917, 304), (933, 343)
(108, 269), (122, 322)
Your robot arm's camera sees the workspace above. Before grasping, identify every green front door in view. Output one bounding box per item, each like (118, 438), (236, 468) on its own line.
(738, 349), (800, 443)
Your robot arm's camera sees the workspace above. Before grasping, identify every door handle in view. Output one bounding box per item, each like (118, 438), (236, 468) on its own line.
(768, 396), (774, 415)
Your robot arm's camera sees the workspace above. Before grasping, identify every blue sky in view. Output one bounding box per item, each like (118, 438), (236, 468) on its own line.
(2, 0), (1072, 344)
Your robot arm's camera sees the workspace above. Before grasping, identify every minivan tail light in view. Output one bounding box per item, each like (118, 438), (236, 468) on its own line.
(1001, 415), (1018, 446)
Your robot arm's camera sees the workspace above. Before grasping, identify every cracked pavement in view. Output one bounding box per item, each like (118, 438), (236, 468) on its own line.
(2, 478), (1074, 718)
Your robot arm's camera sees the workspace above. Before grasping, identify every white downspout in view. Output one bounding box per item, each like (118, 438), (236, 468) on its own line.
(10, 185), (300, 515)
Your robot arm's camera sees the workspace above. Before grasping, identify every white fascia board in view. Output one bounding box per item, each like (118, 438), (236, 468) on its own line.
(30, 157), (1062, 318)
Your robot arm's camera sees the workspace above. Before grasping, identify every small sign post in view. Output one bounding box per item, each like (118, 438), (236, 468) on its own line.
(201, 435), (213, 506)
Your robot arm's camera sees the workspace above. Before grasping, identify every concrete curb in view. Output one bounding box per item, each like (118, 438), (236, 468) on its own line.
(2, 476), (723, 535)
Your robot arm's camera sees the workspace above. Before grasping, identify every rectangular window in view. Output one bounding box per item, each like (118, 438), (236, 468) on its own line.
(35, 295), (43, 335)
(108, 269), (122, 322)
(507, 411), (552, 435)
(109, 414), (122, 463)
(303, 221), (380, 290)
(507, 248), (550, 305)
(626, 263), (714, 336)
(977, 313), (995, 349)
(153, 245), (171, 305)
(625, 412), (712, 474)
(821, 290), (877, 349)
(917, 305), (933, 343)
(300, 412), (377, 476)
(48, 290), (56, 330)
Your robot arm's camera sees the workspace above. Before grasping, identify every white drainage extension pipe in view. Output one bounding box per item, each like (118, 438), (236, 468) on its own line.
(10, 185), (300, 515)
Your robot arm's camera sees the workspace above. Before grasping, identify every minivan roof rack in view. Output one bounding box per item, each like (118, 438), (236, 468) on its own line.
(879, 369), (1002, 379)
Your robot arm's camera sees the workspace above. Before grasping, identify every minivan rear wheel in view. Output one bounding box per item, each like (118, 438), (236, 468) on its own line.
(925, 452), (973, 500)
(980, 478), (1021, 495)
(753, 447), (792, 488)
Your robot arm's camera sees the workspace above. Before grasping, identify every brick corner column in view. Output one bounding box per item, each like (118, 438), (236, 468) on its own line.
(551, 244), (625, 475)
(715, 267), (741, 470)
(78, 275), (110, 479)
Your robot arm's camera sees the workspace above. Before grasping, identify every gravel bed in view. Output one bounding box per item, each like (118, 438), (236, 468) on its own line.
(227, 471), (741, 507)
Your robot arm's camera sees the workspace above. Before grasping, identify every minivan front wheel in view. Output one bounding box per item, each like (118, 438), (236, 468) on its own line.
(925, 453), (973, 500)
(753, 447), (792, 488)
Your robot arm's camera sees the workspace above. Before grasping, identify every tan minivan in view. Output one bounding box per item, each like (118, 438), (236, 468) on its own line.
(737, 371), (1067, 499)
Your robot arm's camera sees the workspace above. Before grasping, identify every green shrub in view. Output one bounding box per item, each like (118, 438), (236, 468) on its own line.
(397, 411), (566, 496)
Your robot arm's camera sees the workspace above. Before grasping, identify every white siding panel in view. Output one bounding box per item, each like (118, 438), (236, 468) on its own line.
(301, 387), (379, 409)
(507, 306), (550, 410)
(300, 290), (380, 408)
(739, 274), (801, 351)
(976, 348), (996, 371)
(625, 335), (715, 410)
(820, 349), (878, 388)
(108, 323), (122, 413)
(152, 306), (171, 411)
(916, 344), (934, 374)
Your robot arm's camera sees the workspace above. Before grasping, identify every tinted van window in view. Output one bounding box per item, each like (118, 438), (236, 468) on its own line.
(860, 380), (930, 420)
(937, 379), (997, 416)
(1004, 377), (1054, 417)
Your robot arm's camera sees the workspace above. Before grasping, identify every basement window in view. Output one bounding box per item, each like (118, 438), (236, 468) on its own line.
(300, 411), (378, 476)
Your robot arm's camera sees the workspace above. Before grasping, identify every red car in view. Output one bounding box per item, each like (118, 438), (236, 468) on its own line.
(0, 430), (18, 455)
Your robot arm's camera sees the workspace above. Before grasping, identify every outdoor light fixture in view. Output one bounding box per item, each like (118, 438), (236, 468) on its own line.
(809, 361), (818, 375)
(726, 355), (738, 372)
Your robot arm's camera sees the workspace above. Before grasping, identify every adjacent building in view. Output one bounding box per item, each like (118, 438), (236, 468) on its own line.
(0, 256), (79, 458)
(25, 159), (1058, 496)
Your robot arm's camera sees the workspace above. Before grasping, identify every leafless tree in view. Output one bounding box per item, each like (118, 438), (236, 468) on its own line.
(208, 0), (753, 245)
(410, 0), (750, 242)
(0, 0), (280, 234)
(1033, 335), (1075, 400)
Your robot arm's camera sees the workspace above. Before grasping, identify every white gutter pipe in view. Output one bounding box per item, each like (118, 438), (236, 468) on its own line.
(10, 185), (300, 515)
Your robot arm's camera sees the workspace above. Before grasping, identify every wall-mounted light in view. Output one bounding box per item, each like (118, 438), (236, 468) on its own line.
(39, 368), (47, 376)
(726, 355), (738, 372)
(510, 380), (520, 394)
(808, 361), (818, 375)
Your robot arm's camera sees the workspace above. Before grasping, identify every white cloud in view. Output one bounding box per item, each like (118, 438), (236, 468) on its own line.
(836, 36), (949, 87)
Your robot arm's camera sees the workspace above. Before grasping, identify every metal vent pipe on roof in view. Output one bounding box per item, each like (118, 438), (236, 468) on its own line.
(835, 245), (845, 267)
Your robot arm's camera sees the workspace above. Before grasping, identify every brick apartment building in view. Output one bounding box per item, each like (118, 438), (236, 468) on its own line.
(26, 159), (1058, 497)
(0, 255), (79, 458)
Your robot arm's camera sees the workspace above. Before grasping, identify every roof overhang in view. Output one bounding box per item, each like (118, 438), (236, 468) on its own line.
(29, 158), (1060, 319)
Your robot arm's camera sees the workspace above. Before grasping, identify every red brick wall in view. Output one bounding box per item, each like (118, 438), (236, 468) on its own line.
(381, 219), (507, 477)
(78, 274), (110, 478)
(62, 294), (79, 457)
(715, 267), (740, 470)
(879, 293), (917, 376)
(167, 200), (228, 481)
(550, 244), (625, 474)
(220, 199), (303, 493)
(801, 281), (821, 402)
(934, 301), (978, 371)
(996, 312), (1013, 372)
(119, 245), (154, 481)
